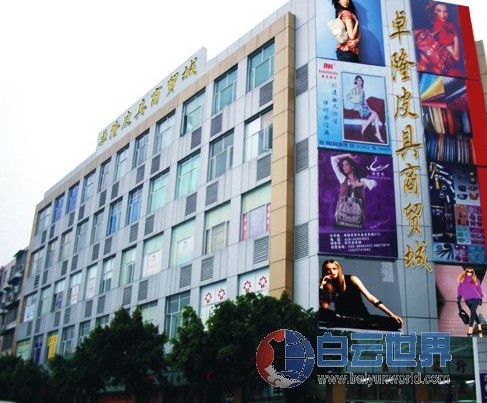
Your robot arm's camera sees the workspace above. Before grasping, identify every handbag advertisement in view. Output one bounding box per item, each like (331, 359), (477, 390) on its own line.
(318, 149), (398, 258)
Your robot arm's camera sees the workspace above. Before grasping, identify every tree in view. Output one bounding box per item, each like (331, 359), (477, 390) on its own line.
(170, 292), (319, 402)
(49, 307), (167, 402)
(0, 354), (47, 403)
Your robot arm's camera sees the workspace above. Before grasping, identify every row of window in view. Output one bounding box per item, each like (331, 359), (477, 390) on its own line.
(19, 267), (269, 362)
(34, 107), (273, 239)
(29, 184), (271, 290)
(34, 41), (275, 237)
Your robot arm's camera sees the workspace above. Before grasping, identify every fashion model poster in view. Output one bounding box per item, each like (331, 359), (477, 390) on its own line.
(428, 162), (486, 264)
(410, 0), (479, 80)
(318, 149), (398, 258)
(317, 60), (392, 155)
(315, 0), (385, 66)
(318, 257), (403, 332)
(435, 264), (487, 337)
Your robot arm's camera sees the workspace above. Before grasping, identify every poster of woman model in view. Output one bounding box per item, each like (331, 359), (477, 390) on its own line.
(315, 0), (385, 66)
(318, 257), (403, 332)
(318, 149), (398, 258)
(435, 264), (487, 337)
(317, 60), (391, 155)
(411, 0), (479, 80)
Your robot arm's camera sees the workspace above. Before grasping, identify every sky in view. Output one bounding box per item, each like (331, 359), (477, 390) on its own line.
(0, 0), (485, 265)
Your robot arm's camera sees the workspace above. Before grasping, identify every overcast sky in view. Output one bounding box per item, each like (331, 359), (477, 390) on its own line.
(0, 0), (484, 264)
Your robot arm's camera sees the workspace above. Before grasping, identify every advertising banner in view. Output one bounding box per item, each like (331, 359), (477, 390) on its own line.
(435, 264), (487, 337)
(428, 161), (486, 264)
(318, 257), (403, 332)
(410, 0), (479, 80)
(318, 149), (398, 258)
(420, 73), (474, 165)
(317, 60), (392, 154)
(316, 0), (385, 66)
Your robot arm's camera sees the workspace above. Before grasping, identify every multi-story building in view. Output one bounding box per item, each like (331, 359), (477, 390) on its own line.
(0, 249), (27, 356)
(14, 0), (487, 401)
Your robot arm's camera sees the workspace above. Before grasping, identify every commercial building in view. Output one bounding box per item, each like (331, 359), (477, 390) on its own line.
(13, 0), (487, 401)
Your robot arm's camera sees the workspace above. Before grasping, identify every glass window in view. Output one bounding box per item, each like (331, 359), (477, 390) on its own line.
(100, 258), (114, 294)
(23, 293), (37, 322)
(78, 321), (91, 345)
(32, 335), (43, 365)
(176, 153), (200, 198)
(52, 279), (65, 312)
(81, 171), (96, 203)
(30, 248), (45, 276)
(164, 292), (190, 340)
(35, 206), (51, 235)
(96, 315), (110, 327)
(170, 220), (195, 266)
(53, 195), (64, 223)
(140, 301), (158, 325)
(115, 146), (129, 181)
(45, 239), (57, 268)
(200, 281), (227, 325)
(247, 41), (274, 90)
(91, 209), (104, 245)
(208, 131), (234, 180)
(126, 187), (143, 225)
(16, 341), (30, 360)
(74, 220), (89, 253)
(181, 91), (204, 134)
(61, 326), (75, 355)
(154, 112), (175, 154)
(213, 67), (237, 114)
(39, 286), (51, 316)
(244, 110), (273, 161)
(59, 231), (73, 262)
(238, 267), (269, 296)
(204, 203), (230, 254)
(120, 247), (136, 286)
(142, 234), (163, 277)
(107, 199), (123, 236)
(133, 132), (148, 168)
(68, 272), (81, 305)
(66, 183), (79, 214)
(148, 171), (169, 213)
(241, 183), (271, 240)
(85, 265), (97, 300)
(98, 159), (111, 191)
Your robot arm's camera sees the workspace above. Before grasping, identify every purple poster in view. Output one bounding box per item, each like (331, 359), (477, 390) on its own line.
(318, 149), (397, 258)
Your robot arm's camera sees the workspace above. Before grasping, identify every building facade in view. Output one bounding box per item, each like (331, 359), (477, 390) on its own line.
(0, 250), (27, 356)
(14, 0), (487, 402)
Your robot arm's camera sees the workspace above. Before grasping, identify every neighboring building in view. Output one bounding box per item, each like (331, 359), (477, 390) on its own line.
(13, 0), (487, 402)
(0, 249), (27, 356)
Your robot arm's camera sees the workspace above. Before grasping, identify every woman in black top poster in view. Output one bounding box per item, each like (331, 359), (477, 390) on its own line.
(319, 259), (403, 330)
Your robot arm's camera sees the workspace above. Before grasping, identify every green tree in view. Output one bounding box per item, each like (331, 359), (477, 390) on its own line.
(0, 354), (47, 403)
(48, 307), (166, 402)
(170, 292), (319, 402)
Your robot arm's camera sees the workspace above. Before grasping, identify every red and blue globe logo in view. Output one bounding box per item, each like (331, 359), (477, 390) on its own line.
(256, 329), (315, 388)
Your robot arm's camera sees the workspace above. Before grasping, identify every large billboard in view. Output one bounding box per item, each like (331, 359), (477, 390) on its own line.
(318, 149), (398, 259)
(318, 257), (403, 331)
(316, 0), (385, 66)
(410, 0), (479, 80)
(435, 264), (487, 337)
(317, 60), (392, 155)
(428, 162), (486, 264)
